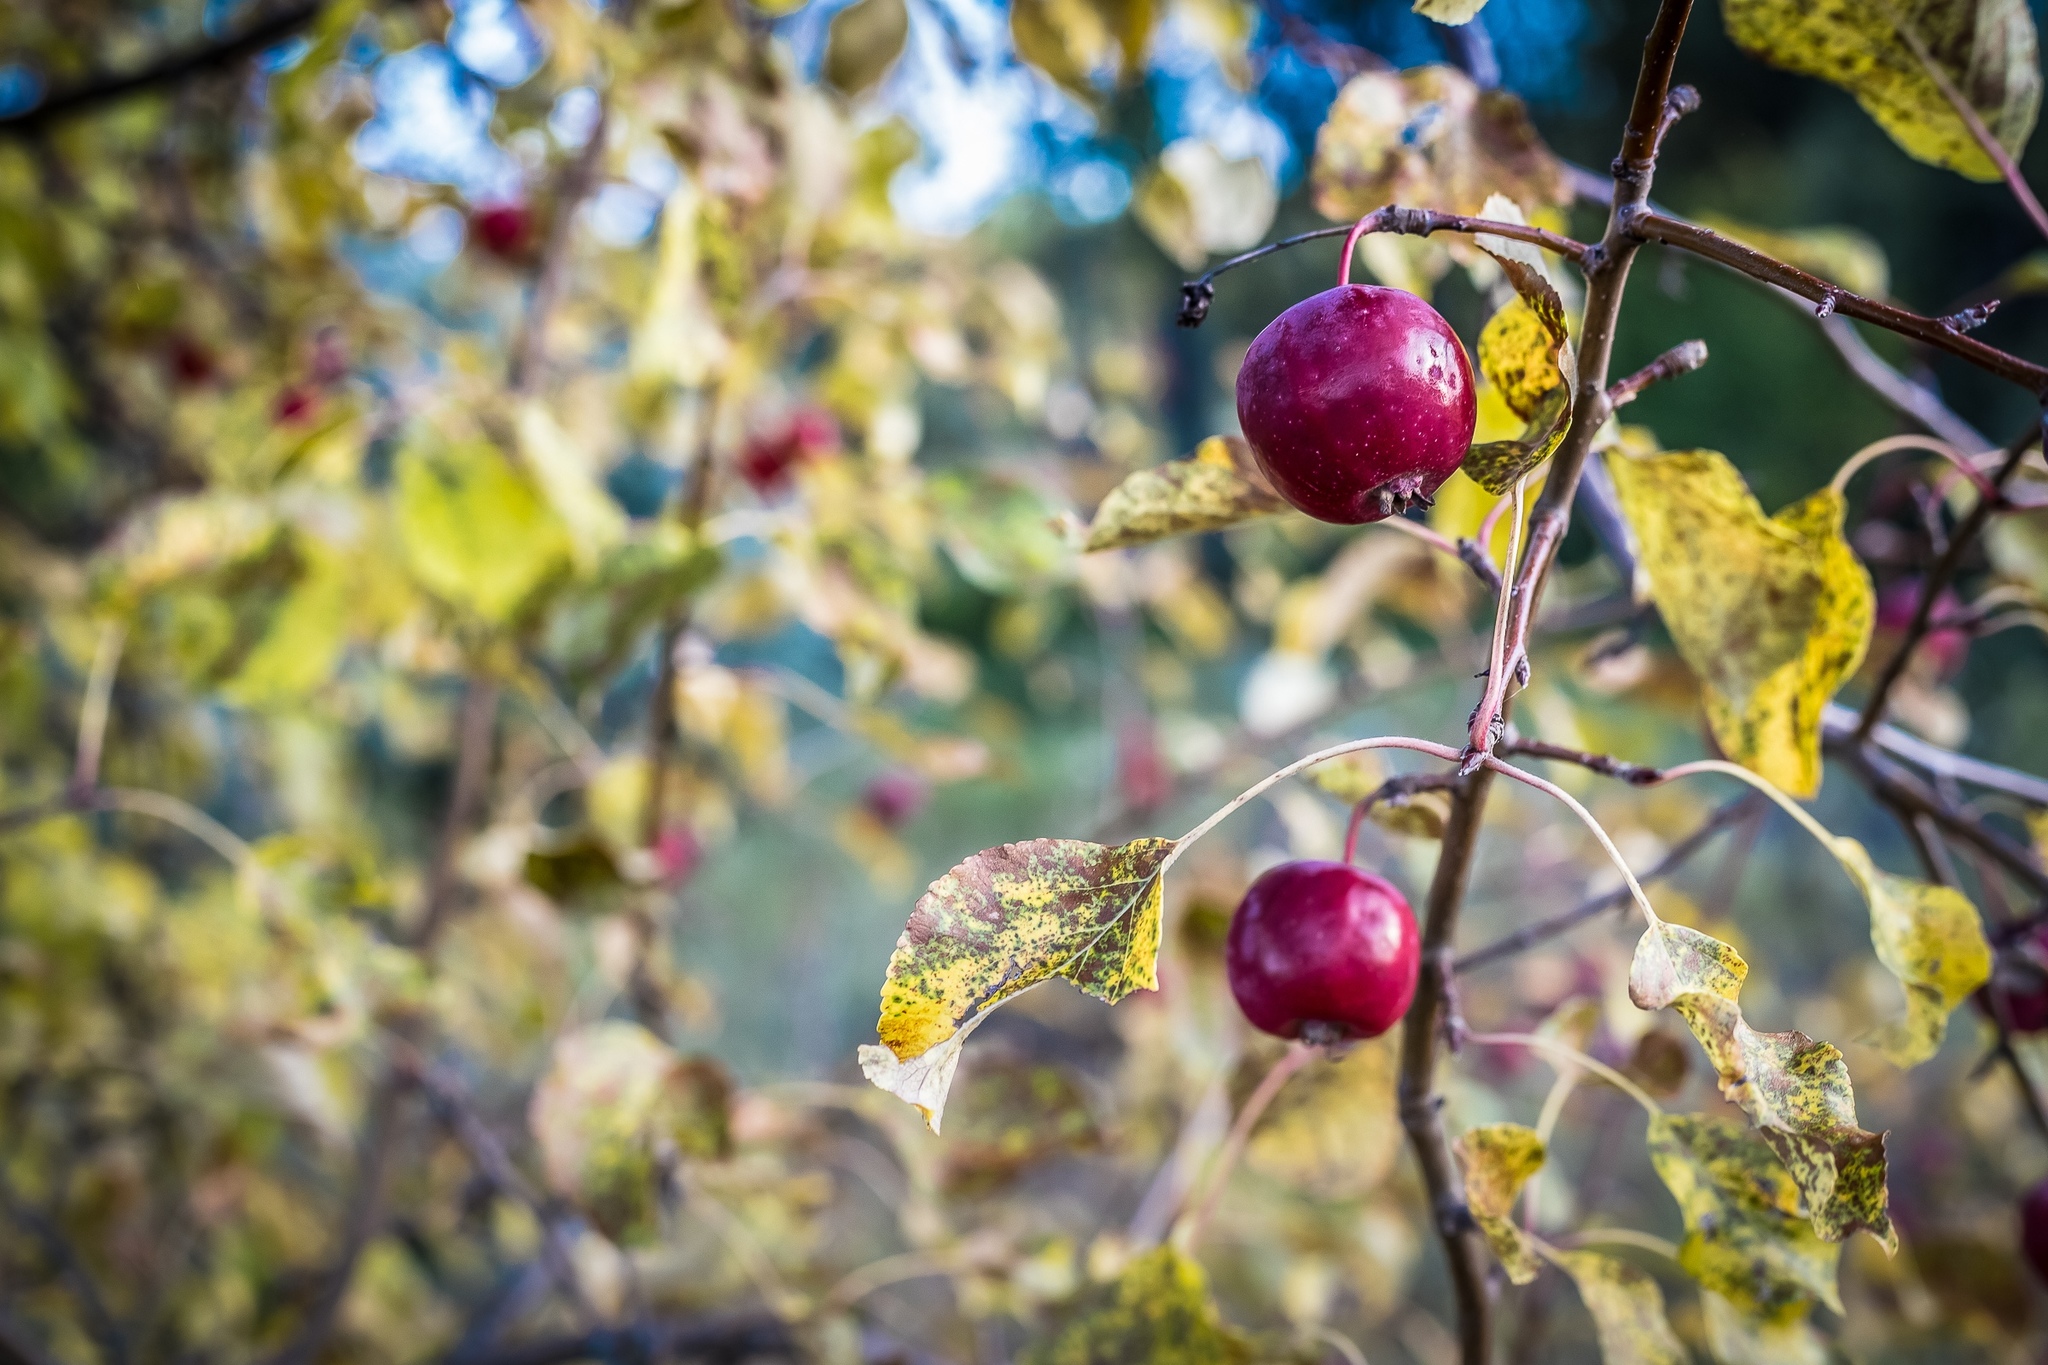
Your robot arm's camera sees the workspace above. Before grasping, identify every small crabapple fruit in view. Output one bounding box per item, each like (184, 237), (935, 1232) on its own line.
(1225, 859), (1420, 1042)
(1235, 285), (1477, 525)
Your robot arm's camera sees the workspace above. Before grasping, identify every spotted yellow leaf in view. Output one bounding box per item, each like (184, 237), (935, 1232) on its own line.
(1648, 1114), (1842, 1320)
(1630, 920), (1895, 1252)
(1084, 436), (1287, 551)
(1312, 66), (1570, 221)
(1453, 1121), (1545, 1284)
(1025, 1246), (1254, 1364)
(1462, 233), (1574, 494)
(1541, 1248), (1689, 1365)
(860, 836), (1176, 1131)
(1606, 449), (1874, 797)
(1832, 837), (1991, 1065)
(1724, 0), (2040, 183)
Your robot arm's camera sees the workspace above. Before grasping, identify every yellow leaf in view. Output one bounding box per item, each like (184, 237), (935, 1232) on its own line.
(1723, 0), (2040, 183)
(1606, 449), (1874, 797)
(1629, 920), (1896, 1252)
(396, 433), (572, 625)
(1647, 1114), (1842, 1320)
(528, 1022), (731, 1241)
(516, 400), (626, 574)
(1010, 0), (1153, 103)
(859, 836), (1176, 1131)
(1694, 215), (1891, 298)
(1701, 1290), (1830, 1365)
(823, 0), (909, 96)
(1246, 1039), (1402, 1198)
(1312, 66), (1570, 221)
(1084, 436), (1287, 551)
(1453, 1122), (1546, 1285)
(1542, 1249), (1689, 1365)
(1024, 1246), (1253, 1364)
(1414, 0), (1489, 22)
(1831, 837), (1991, 1065)
(1462, 197), (1576, 495)
(1132, 139), (1279, 270)
(222, 539), (351, 705)
(631, 180), (729, 388)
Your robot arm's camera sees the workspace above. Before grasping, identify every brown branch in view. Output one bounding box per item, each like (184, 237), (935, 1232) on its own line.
(0, 1), (326, 137)
(509, 106), (611, 396)
(1455, 794), (1762, 974)
(1622, 212), (2048, 396)
(1821, 703), (2048, 807)
(1495, 736), (1663, 786)
(411, 678), (501, 948)
(440, 1312), (795, 1365)
(1605, 339), (1707, 409)
(1853, 415), (2043, 742)
(1397, 771), (1497, 1365)
(1827, 740), (2048, 897)
(1813, 314), (1993, 452)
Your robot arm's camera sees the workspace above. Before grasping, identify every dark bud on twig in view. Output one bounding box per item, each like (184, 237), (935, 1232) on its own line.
(1940, 300), (2000, 334)
(1815, 291), (1839, 319)
(1178, 280), (1215, 328)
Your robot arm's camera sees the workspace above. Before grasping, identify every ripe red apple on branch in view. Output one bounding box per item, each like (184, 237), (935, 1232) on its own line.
(1226, 859), (1421, 1041)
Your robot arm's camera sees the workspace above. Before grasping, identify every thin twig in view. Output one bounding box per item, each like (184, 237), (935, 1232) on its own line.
(70, 623), (124, 801)
(0, 1), (326, 137)
(1496, 736), (1662, 786)
(1854, 415), (2044, 742)
(1453, 794), (1760, 974)
(1889, 18), (2048, 243)
(1622, 212), (2048, 395)
(1605, 339), (1707, 409)
(1821, 702), (2048, 807)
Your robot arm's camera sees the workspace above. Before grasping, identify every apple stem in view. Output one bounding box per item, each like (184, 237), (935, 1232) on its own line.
(1172, 1042), (1317, 1253)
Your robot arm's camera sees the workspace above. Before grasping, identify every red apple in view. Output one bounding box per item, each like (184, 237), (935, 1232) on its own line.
(739, 406), (841, 494)
(1225, 860), (1420, 1041)
(274, 386), (317, 426)
(1235, 285), (1477, 525)
(472, 202), (532, 259)
(862, 770), (928, 828)
(2023, 1179), (2048, 1285)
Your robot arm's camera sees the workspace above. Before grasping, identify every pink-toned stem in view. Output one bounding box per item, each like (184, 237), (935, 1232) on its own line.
(1176, 1043), (1316, 1251)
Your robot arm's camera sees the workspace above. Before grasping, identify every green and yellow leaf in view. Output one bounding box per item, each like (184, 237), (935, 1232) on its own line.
(1606, 448), (1875, 797)
(1312, 66), (1570, 221)
(1084, 436), (1286, 551)
(1542, 1248), (1689, 1365)
(1723, 0), (2040, 183)
(1831, 837), (1991, 1065)
(1132, 139), (1280, 270)
(1701, 1290), (1830, 1365)
(859, 836), (1176, 1131)
(1647, 1113), (1842, 1319)
(396, 433), (573, 626)
(1630, 920), (1895, 1252)
(1453, 1121), (1546, 1284)
(823, 0), (910, 96)
(1414, 0), (1490, 23)
(1462, 197), (1576, 495)
(1010, 0), (1153, 104)
(1025, 1246), (1254, 1364)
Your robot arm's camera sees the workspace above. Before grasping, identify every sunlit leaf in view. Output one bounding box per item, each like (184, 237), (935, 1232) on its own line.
(1723, 0), (2040, 182)
(1694, 215), (1891, 298)
(517, 400), (626, 574)
(1462, 196), (1576, 495)
(1831, 837), (1991, 1065)
(221, 539), (351, 705)
(823, 0), (910, 97)
(1132, 139), (1279, 270)
(1647, 1113), (1843, 1320)
(631, 179), (729, 388)
(1630, 920), (1895, 1252)
(396, 433), (573, 625)
(1543, 1248), (1689, 1365)
(859, 836), (1177, 1131)
(1010, 0), (1153, 103)
(1453, 1121), (1545, 1285)
(1025, 1246), (1254, 1364)
(1084, 436), (1286, 552)
(529, 1022), (731, 1241)
(1414, 0), (1490, 22)
(1606, 449), (1875, 797)
(1312, 66), (1570, 221)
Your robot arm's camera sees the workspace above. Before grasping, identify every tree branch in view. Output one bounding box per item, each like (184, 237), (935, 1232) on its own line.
(1605, 340), (1707, 410)
(1496, 737), (1663, 786)
(1455, 794), (1762, 974)
(1825, 740), (2048, 897)
(0, 1), (326, 138)
(1821, 702), (2048, 807)
(1397, 771), (1497, 1365)
(1622, 212), (2048, 395)
(1853, 415), (2043, 742)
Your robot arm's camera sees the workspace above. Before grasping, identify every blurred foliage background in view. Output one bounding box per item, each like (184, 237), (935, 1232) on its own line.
(3, 0), (2048, 1361)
